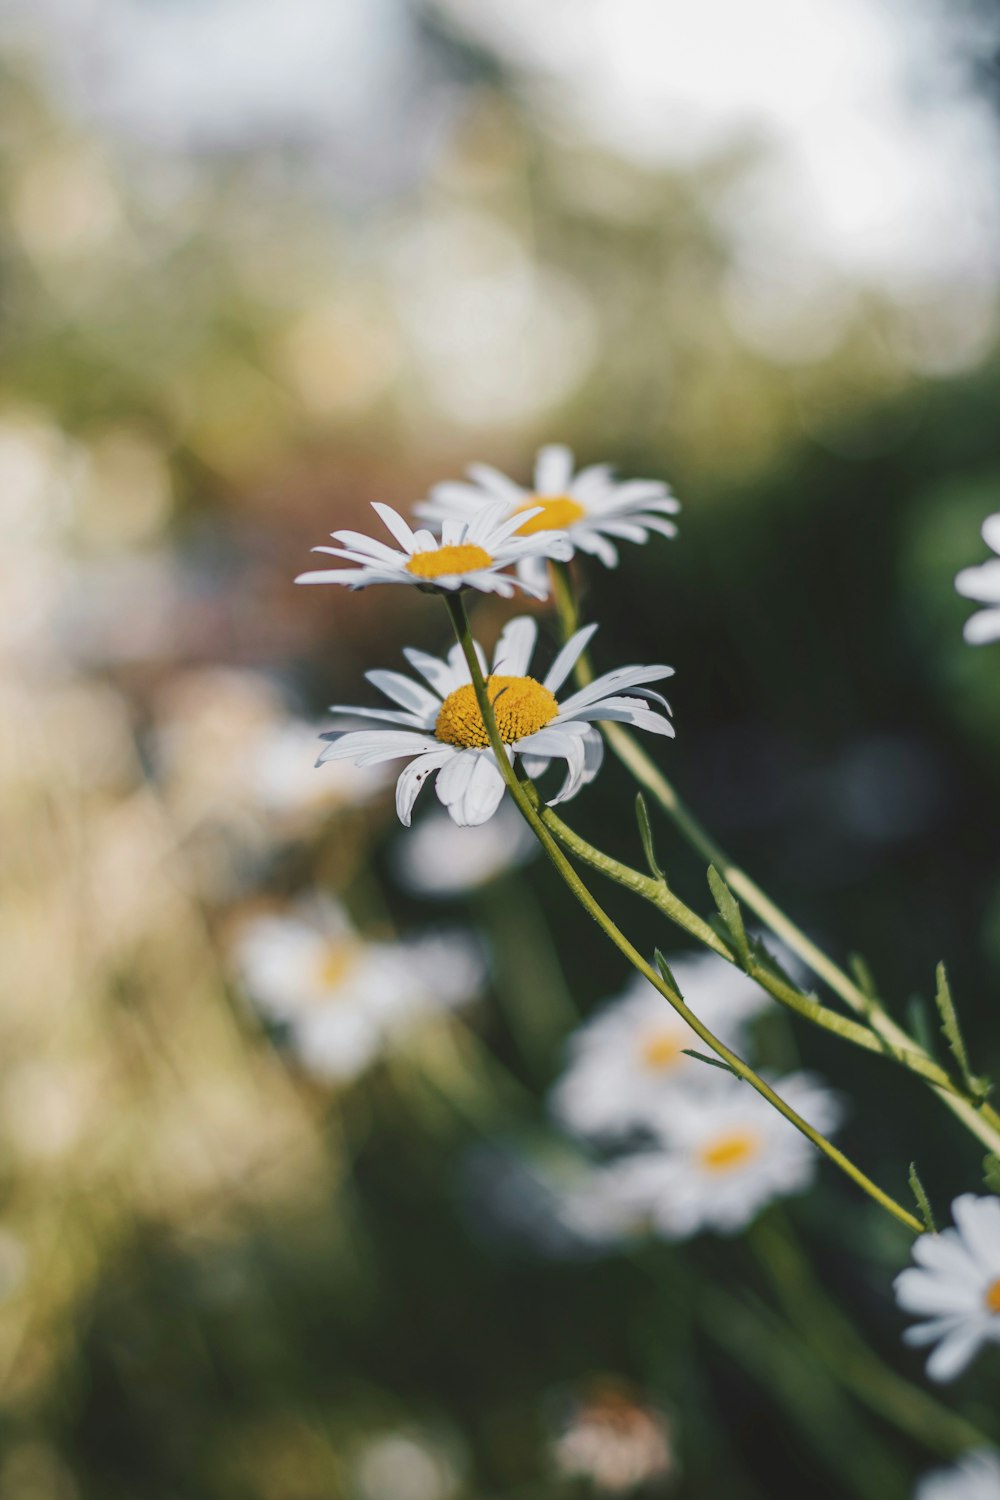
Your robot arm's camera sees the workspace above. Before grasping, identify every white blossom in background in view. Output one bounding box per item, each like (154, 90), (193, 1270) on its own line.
(605, 1072), (841, 1239)
(231, 896), (484, 1083)
(417, 444), (679, 592)
(253, 715), (385, 820)
(352, 1428), (464, 1500)
(894, 1194), (1000, 1382)
(955, 515), (1000, 645)
(392, 804), (537, 898)
(550, 957), (769, 1141)
(915, 1451), (1000, 1500)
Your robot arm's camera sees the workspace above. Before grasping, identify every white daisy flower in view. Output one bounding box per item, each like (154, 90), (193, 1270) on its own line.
(317, 614), (674, 828)
(295, 500), (571, 599)
(894, 1194), (1000, 1382)
(956, 514), (1000, 644)
(550, 956), (770, 1141)
(915, 1451), (1000, 1500)
(392, 804), (537, 898)
(606, 1072), (841, 1239)
(231, 896), (484, 1083)
(416, 443), (680, 591)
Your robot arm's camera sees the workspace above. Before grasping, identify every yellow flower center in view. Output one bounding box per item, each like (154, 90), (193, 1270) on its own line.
(314, 941), (361, 992)
(514, 495), (586, 535)
(985, 1277), (1000, 1314)
(406, 544), (494, 580)
(435, 674), (559, 748)
(640, 1031), (684, 1070)
(698, 1129), (760, 1174)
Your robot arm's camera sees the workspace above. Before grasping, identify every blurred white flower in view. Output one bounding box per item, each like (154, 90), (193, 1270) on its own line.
(352, 1428), (463, 1500)
(915, 1450), (1000, 1500)
(232, 896), (484, 1083)
(606, 1072), (840, 1239)
(551, 1382), (675, 1495)
(417, 444), (679, 592)
(895, 1194), (1000, 1383)
(253, 716), (384, 820)
(320, 614), (672, 828)
(955, 515), (1000, 645)
(296, 501), (569, 599)
(392, 804), (537, 898)
(550, 958), (769, 1140)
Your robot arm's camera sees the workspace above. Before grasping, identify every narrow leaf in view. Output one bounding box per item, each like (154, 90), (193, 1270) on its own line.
(635, 793), (664, 880)
(681, 1048), (739, 1077)
(654, 948), (683, 998)
(707, 866), (750, 968)
(908, 1163), (937, 1234)
(933, 962), (989, 1098)
(983, 1154), (1000, 1195)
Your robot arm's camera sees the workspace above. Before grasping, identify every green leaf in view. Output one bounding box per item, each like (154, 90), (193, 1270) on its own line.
(654, 948), (683, 998)
(908, 1163), (936, 1233)
(933, 962), (991, 1100)
(983, 1154), (1000, 1195)
(681, 1048), (739, 1077)
(634, 793), (664, 880)
(707, 866), (750, 968)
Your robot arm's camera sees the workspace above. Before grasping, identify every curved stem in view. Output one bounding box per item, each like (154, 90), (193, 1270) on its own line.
(549, 562), (1000, 1157)
(443, 593), (922, 1236)
(537, 803), (967, 1094)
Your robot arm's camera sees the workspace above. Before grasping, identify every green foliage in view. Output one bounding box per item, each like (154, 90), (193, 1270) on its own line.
(707, 866), (750, 969)
(634, 792), (664, 879)
(908, 1163), (937, 1234)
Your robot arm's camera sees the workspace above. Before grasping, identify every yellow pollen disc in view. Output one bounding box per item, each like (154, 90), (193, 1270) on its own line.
(406, 544), (493, 580)
(435, 674), (559, 748)
(641, 1031), (684, 1070)
(698, 1129), (760, 1174)
(315, 941), (360, 992)
(514, 495), (586, 535)
(986, 1277), (1000, 1314)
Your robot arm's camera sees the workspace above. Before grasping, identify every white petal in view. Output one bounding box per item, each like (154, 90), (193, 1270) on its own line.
(402, 647), (454, 696)
(326, 530), (404, 563)
(324, 704), (427, 729)
(365, 669), (440, 719)
(395, 750), (453, 826)
(952, 1195), (1000, 1276)
(371, 502), (419, 551)
(436, 750), (507, 826)
(557, 664), (674, 716)
(559, 694), (675, 737)
(544, 623), (598, 694)
(981, 512), (1000, 554)
(956, 560), (1000, 603)
(534, 444), (574, 494)
(964, 607), (1000, 645)
(573, 529), (619, 567)
(295, 567), (374, 586)
(318, 730), (438, 766)
(925, 1323), (987, 1382)
(466, 462), (527, 503)
(492, 616), (538, 677)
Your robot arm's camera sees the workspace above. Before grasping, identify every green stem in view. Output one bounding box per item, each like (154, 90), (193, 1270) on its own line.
(538, 803), (967, 1095)
(442, 592), (922, 1236)
(549, 561), (1000, 1157)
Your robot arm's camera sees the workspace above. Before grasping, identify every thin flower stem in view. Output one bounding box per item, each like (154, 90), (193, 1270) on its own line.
(549, 561), (1000, 1156)
(443, 592), (923, 1236)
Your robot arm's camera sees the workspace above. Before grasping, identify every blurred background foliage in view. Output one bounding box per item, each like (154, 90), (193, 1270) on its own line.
(2, 1), (1000, 1495)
